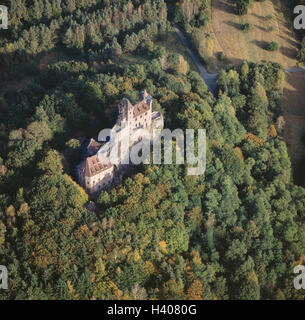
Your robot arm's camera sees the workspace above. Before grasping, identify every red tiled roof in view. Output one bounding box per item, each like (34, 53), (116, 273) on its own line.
(133, 101), (150, 118)
(87, 138), (101, 155)
(85, 155), (113, 177)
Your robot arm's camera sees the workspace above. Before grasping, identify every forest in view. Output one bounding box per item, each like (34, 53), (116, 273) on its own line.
(0, 0), (305, 300)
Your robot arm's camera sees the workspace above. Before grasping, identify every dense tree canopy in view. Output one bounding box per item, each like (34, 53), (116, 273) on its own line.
(0, 0), (304, 301)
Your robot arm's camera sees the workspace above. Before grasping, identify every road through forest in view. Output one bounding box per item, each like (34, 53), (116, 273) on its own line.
(173, 24), (219, 95)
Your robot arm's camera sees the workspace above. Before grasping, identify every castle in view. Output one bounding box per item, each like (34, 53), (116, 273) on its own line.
(77, 90), (163, 195)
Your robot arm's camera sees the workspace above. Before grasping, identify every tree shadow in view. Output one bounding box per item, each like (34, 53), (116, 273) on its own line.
(210, 51), (247, 73)
(279, 35), (299, 48)
(280, 46), (297, 59)
(212, 0), (235, 15)
(251, 13), (266, 21)
(255, 25), (266, 32)
(251, 39), (269, 50)
(282, 28), (297, 39)
(282, 71), (305, 185)
(224, 21), (241, 30)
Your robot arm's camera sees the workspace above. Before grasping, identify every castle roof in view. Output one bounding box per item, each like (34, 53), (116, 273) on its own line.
(87, 138), (102, 156)
(84, 155), (113, 177)
(133, 101), (150, 117)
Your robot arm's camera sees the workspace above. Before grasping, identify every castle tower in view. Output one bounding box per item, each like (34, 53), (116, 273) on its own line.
(118, 98), (134, 127)
(140, 90), (153, 112)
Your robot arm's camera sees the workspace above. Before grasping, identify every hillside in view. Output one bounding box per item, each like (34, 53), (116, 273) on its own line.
(1, 0), (305, 301)
(209, 0), (299, 72)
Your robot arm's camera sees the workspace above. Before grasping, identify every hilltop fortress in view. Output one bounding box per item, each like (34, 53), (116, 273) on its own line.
(77, 90), (163, 195)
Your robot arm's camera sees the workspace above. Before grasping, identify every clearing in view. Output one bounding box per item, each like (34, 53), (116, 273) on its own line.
(209, 0), (299, 72)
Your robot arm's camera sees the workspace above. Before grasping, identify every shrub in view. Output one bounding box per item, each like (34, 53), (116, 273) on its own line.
(266, 42), (279, 51)
(235, 0), (252, 15)
(240, 22), (254, 31)
(297, 47), (305, 63)
(218, 52), (227, 61)
(297, 37), (305, 63)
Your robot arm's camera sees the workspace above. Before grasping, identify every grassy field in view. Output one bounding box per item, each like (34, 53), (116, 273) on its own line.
(208, 0), (299, 72)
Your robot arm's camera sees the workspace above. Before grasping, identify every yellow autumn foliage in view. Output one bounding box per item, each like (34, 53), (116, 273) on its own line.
(159, 240), (168, 254)
(177, 55), (189, 75)
(190, 250), (202, 265)
(64, 174), (88, 205)
(67, 280), (80, 300)
(268, 125), (277, 138)
(133, 250), (141, 262)
(145, 261), (155, 275)
(248, 270), (259, 286)
(234, 147), (244, 162)
(245, 133), (264, 147)
(187, 279), (203, 300)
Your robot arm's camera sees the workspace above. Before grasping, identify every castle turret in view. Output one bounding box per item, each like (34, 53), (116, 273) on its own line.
(140, 89), (152, 111)
(118, 98), (133, 126)
(140, 90), (148, 100)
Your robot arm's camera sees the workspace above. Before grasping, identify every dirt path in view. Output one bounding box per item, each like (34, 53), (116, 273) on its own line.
(173, 24), (219, 95)
(286, 67), (305, 73)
